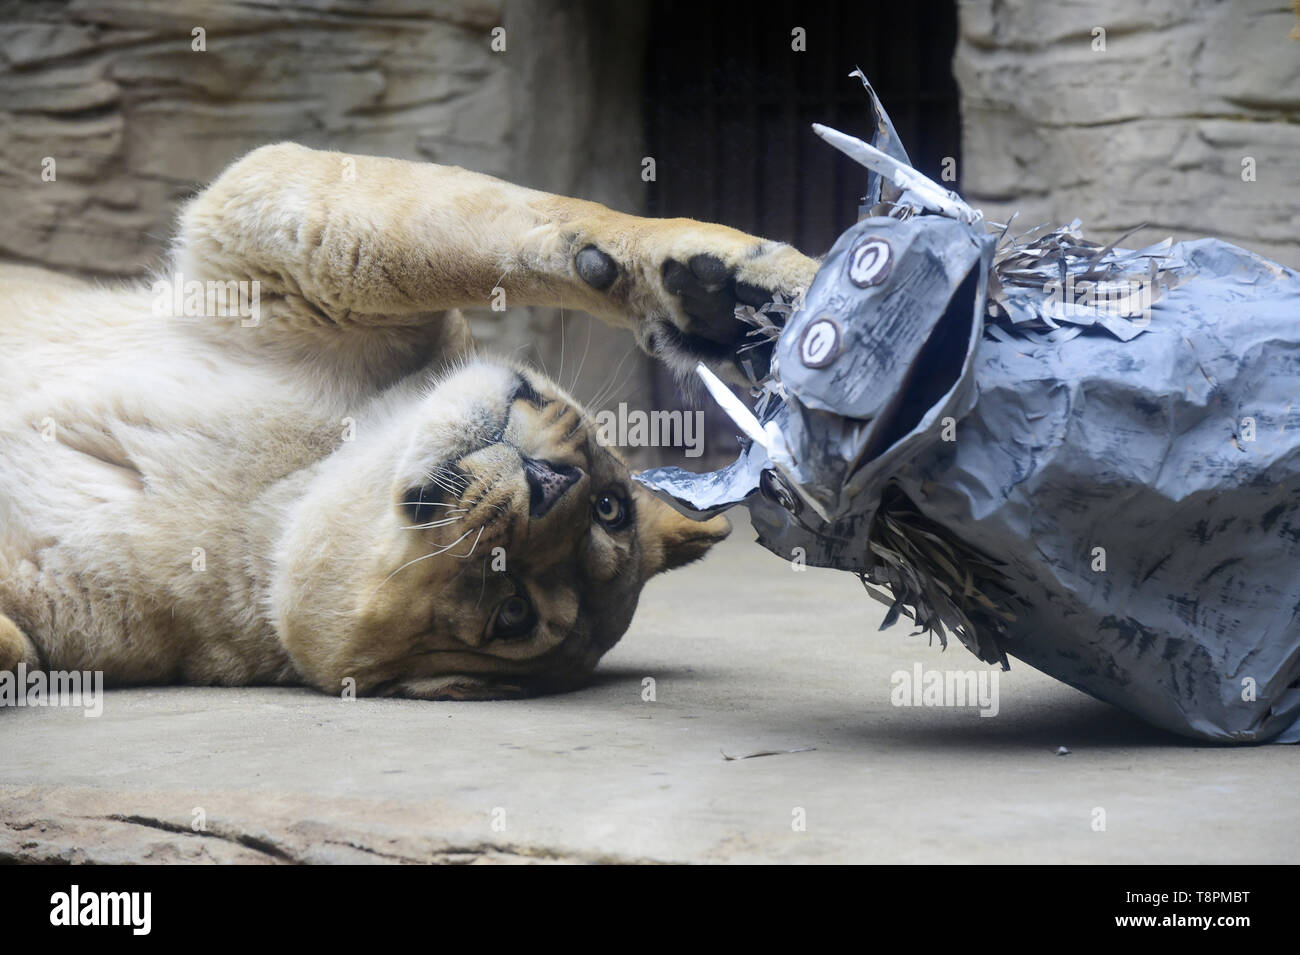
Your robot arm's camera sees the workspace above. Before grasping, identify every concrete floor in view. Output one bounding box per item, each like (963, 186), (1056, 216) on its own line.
(2, 522), (1297, 864)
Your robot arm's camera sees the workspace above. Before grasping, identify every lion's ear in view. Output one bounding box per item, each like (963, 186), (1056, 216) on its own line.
(634, 487), (731, 578)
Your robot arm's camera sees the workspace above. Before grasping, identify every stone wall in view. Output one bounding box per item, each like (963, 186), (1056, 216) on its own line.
(12, 0), (1294, 462)
(954, 0), (1300, 267)
(0, 0), (651, 415)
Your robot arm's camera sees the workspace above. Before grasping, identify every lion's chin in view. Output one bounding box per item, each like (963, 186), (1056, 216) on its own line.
(374, 675), (530, 701)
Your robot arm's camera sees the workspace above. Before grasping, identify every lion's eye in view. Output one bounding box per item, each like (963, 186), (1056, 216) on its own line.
(593, 489), (629, 529)
(491, 594), (535, 641)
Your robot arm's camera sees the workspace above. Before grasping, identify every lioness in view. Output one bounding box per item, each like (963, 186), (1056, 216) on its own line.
(0, 144), (816, 699)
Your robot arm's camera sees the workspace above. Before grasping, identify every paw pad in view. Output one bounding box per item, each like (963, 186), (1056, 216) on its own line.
(576, 245), (618, 291)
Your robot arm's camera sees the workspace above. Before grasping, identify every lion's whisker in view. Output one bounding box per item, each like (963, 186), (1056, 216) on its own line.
(457, 525), (485, 561)
(401, 514), (465, 530)
(475, 554), (489, 609)
(570, 313), (593, 396)
(374, 526), (476, 590)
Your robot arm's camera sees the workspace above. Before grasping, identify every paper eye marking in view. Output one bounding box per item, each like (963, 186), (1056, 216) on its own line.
(800, 316), (841, 368)
(847, 236), (892, 287)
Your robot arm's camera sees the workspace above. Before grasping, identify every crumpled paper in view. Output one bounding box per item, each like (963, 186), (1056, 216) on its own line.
(637, 76), (1300, 744)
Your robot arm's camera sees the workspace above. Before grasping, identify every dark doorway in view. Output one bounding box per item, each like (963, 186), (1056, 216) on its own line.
(641, 0), (961, 466)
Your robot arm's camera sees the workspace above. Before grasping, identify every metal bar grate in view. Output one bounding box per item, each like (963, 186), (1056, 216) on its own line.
(641, 0), (961, 468)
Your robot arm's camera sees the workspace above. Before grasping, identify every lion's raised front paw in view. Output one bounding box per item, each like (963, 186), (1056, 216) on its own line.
(576, 223), (818, 382)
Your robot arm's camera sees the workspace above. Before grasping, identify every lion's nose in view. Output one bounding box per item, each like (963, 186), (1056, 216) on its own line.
(522, 456), (581, 518)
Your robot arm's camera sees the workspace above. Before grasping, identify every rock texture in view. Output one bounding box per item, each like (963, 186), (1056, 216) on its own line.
(954, 0), (1300, 267)
(3, 528), (1298, 864)
(0, 0), (652, 418)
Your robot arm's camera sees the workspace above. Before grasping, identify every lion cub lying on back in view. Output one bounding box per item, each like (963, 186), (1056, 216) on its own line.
(0, 144), (815, 699)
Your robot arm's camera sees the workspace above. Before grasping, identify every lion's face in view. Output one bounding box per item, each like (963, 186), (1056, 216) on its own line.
(273, 358), (729, 699)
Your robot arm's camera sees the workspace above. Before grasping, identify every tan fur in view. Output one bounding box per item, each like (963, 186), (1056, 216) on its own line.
(0, 144), (815, 699)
